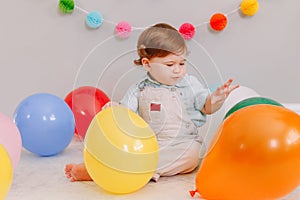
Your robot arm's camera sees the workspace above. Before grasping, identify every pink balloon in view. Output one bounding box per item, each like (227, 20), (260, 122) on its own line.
(0, 112), (22, 169)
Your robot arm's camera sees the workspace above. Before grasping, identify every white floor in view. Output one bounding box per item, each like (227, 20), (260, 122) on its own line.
(6, 138), (199, 200)
(5, 136), (300, 200)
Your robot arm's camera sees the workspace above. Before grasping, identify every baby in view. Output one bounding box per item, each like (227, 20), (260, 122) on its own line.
(65, 22), (239, 182)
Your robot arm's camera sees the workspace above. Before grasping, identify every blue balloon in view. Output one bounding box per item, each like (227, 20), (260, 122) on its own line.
(13, 93), (75, 156)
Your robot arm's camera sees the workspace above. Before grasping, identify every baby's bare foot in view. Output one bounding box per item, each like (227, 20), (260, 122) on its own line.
(65, 163), (92, 182)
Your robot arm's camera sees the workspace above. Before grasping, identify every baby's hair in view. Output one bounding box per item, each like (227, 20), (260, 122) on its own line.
(134, 23), (187, 66)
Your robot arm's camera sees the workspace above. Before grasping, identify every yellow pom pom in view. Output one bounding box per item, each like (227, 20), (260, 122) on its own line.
(240, 0), (259, 16)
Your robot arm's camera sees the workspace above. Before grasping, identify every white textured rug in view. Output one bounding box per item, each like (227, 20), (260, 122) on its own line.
(6, 138), (197, 200)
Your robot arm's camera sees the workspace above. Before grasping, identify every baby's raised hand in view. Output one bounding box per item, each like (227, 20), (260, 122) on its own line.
(211, 79), (239, 104)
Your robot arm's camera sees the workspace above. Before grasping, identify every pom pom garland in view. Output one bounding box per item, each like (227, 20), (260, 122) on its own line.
(58, 0), (260, 36)
(210, 13), (227, 31)
(240, 0), (259, 16)
(115, 21), (132, 38)
(86, 11), (103, 29)
(58, 0), (74, 14)
(179, 23), (196, 40)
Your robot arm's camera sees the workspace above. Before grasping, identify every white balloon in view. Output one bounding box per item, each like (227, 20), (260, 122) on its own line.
(200, 86), (260, 156)
(224, 86), (260, 114)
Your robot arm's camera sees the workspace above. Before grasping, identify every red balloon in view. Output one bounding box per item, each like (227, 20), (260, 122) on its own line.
(65, 86), (110, 140)
(191, 105), (300, 200)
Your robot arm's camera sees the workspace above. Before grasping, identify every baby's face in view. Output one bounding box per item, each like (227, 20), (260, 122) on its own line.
(145, 53), (187, 86)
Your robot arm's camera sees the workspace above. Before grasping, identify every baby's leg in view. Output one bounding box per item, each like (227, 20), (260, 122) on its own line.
(65, 163), (93, 182)
(154, 140), (202, 180)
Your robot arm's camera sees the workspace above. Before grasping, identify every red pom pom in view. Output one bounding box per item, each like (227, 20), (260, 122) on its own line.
(210, 13), (227, 31)
(179, 22), (195, 40)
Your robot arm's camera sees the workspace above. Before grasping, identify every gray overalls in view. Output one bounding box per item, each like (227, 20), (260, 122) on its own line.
(138, 86), (205, 181)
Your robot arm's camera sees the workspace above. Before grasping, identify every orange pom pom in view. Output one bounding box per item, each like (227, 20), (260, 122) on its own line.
(210, 13), (227, 31)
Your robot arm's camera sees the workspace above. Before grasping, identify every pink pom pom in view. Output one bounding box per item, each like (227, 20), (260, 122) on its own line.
(115, 21), (132, 38)
(179, 22), (195, 40)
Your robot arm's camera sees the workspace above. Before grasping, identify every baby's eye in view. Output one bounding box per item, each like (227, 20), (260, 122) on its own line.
(180, 62), (185, 66)
(166, 64), (174, 67)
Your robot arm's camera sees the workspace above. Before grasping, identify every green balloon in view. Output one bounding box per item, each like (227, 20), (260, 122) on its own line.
(59, 0), (75, 14)
(224, 97), (283, 119)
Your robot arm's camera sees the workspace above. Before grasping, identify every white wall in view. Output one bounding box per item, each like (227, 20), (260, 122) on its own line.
(0, 0), (299, 117)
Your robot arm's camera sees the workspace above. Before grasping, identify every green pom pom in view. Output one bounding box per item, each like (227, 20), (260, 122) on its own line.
(59, 0), (75, 14)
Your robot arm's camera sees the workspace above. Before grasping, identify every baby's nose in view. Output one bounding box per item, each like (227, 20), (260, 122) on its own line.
(173, 65), (181, 73)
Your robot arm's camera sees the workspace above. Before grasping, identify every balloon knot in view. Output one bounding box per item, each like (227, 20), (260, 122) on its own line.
(189, 190), (197, 197)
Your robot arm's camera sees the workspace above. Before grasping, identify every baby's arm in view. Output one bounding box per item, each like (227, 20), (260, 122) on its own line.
(101, 101), (120, 110)
(102, 84), (140, 113)
(202, 78), (239, 114)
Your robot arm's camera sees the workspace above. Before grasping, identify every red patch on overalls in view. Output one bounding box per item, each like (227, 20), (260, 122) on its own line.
(150, 103), (161, 111)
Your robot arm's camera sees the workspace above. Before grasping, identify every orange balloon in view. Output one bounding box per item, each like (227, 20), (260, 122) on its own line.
(192, 105), (300, 200)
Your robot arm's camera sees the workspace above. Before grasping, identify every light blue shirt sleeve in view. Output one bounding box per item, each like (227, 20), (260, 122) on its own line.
(119, 83), (140, 113)
(182, 75), (210, 126)
(188, 75), (210, 111)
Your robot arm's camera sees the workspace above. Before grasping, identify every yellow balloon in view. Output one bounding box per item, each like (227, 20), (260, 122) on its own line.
(84, 106), (159, 194)
(0, 144), (13, 200)
(84, 149), (156, 194)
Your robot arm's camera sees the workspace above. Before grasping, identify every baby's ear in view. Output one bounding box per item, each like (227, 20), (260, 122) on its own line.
(141, 58), (151, 71)
(141, 58), (150, 65)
